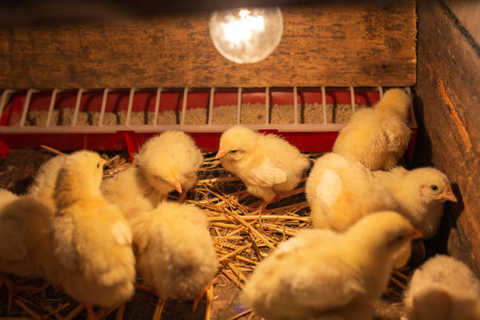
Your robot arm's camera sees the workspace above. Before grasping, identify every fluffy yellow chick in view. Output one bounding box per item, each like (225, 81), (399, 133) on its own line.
(242, 211), (421, 320)
(101, 166), (160, 220)
(130, 201), (217, 311)
(135, 130), (204, 201)
(373, 167), (457, 238)
(404, 255), (480, 320)
(332, 88), (412, 170)
(51, 151), (135, 317)
(0, 189), (61, 310)
(306, 153), (397, 231)
(27, 154), (67, 210)
(216, 126), (310, 213)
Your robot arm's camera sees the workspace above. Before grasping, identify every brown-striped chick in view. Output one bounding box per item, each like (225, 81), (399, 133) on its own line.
(242, 211), (421, 320)
(404, 255), (480, 320)
(332, 88), (412, 170)
(51, 151), (135, 318)
(373, 166), (457, 238)
(216, 125), (310, 214)
(130, 201), (217, 311)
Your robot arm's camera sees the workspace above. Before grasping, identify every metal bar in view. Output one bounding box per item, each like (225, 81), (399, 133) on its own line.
(350, 86), (356, 113)
(321, 86), (327, 124)
(208, 87), (215, 125)
(237, 87), (242, 125)
(181, 87), (188, 125)
(99, 88), (109, 126)
(19, 89), (36, 127)
(378, 86), (384, 99)
(153, 87), (161, 125)
(0, 89), (13, 118)
(125, 87), (135, 126)
(45, 89), (59, 127)
(293, 86), (298, 125)
(72, 88), (84, 127)
(265, 87), (270, 124)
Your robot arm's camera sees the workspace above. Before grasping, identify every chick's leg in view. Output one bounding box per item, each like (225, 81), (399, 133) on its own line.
(192, 278), (217, 312)
(135, 283), (166, 320)
(84, 304), (108, 320)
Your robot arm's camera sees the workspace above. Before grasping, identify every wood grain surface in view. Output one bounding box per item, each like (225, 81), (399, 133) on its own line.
(415, 0), (480, 274)
(0, 1), (415, 89)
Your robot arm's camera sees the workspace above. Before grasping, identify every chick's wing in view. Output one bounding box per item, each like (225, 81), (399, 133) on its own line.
(290, 261), (365, 310)
(248, 157), (287, 187)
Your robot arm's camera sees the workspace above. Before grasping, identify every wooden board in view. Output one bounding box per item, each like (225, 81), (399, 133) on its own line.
(0, 1), (416, 89)
(415, 0), (480, 274)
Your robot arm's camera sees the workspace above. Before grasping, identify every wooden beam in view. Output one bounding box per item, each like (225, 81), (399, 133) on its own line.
(0, 1), (415, 89)
(415, 0), (480, 273)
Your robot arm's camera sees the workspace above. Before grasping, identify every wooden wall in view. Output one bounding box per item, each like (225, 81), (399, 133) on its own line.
(0, 1), (415, 89)
(415, 0), (480, 273)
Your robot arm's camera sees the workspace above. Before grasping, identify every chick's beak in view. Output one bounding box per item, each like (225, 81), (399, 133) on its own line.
(411, 228), (423, 240)
(172, 180), (182, 194)
(439, 188), (458, 203)
(215, 150), (227, 159)
(100, 158), (107, 167)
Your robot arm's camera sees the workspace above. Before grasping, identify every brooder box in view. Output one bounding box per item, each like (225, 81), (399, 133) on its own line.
(0, 0), (478, 304)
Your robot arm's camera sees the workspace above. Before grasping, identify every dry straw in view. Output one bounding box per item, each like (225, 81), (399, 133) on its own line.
(6, 148), (410, 320)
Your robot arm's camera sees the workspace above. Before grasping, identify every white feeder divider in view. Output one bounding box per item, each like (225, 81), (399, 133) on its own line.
(0, 86), (416, 135)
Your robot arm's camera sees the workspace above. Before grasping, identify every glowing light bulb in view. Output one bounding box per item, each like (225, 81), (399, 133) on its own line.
(209, 7), (283, 64)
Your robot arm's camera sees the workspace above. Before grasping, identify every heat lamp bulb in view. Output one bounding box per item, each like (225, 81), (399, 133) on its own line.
(209, 7), (283, 64)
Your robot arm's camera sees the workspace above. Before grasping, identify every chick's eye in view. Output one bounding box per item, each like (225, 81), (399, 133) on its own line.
(430, 185), (439, 191)
(229, 150), (239, 154)
(97, 163), (100, 168)
(395, 235), (406, 242)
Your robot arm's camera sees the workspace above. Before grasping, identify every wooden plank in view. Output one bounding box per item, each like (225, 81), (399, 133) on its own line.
(415, 0), (480, 274)
(0, 1), (416, 89)
(444, 0), (480, 46)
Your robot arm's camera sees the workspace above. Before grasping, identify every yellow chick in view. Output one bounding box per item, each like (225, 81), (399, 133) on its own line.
(51, 151), (136, 317)
(135, 130), (204, 201)
(130, 201), (217, 311)
(101, 166), (160, 220)
(373, 167), (457, 238)
(306, 153), (397, 231)
(216, 126), (310, 213)
(404, 255), (480, 320)
(27, 154), (67, 210)
(332, 88), (412, 170)
(0, 189), (61, 310)
(242, 211), (421, 320)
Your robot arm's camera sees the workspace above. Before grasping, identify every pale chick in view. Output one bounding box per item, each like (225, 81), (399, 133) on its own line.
(332, 88), (412, 170)
(404, 255), (480, 320)
(0, 189), (61, 310)
(373, 166), (457, 238)
(130, 201), (217, 311)
(101, 166), (160, 220)
(135, 130), (204, 202)
(216, 126), (310, 213)
(51, 151), (136, 318)
(306, 152), (397, 231)
(101, 131), (203, 220)
(242, 211), (421, 320)
(27, 154), (67, 210)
